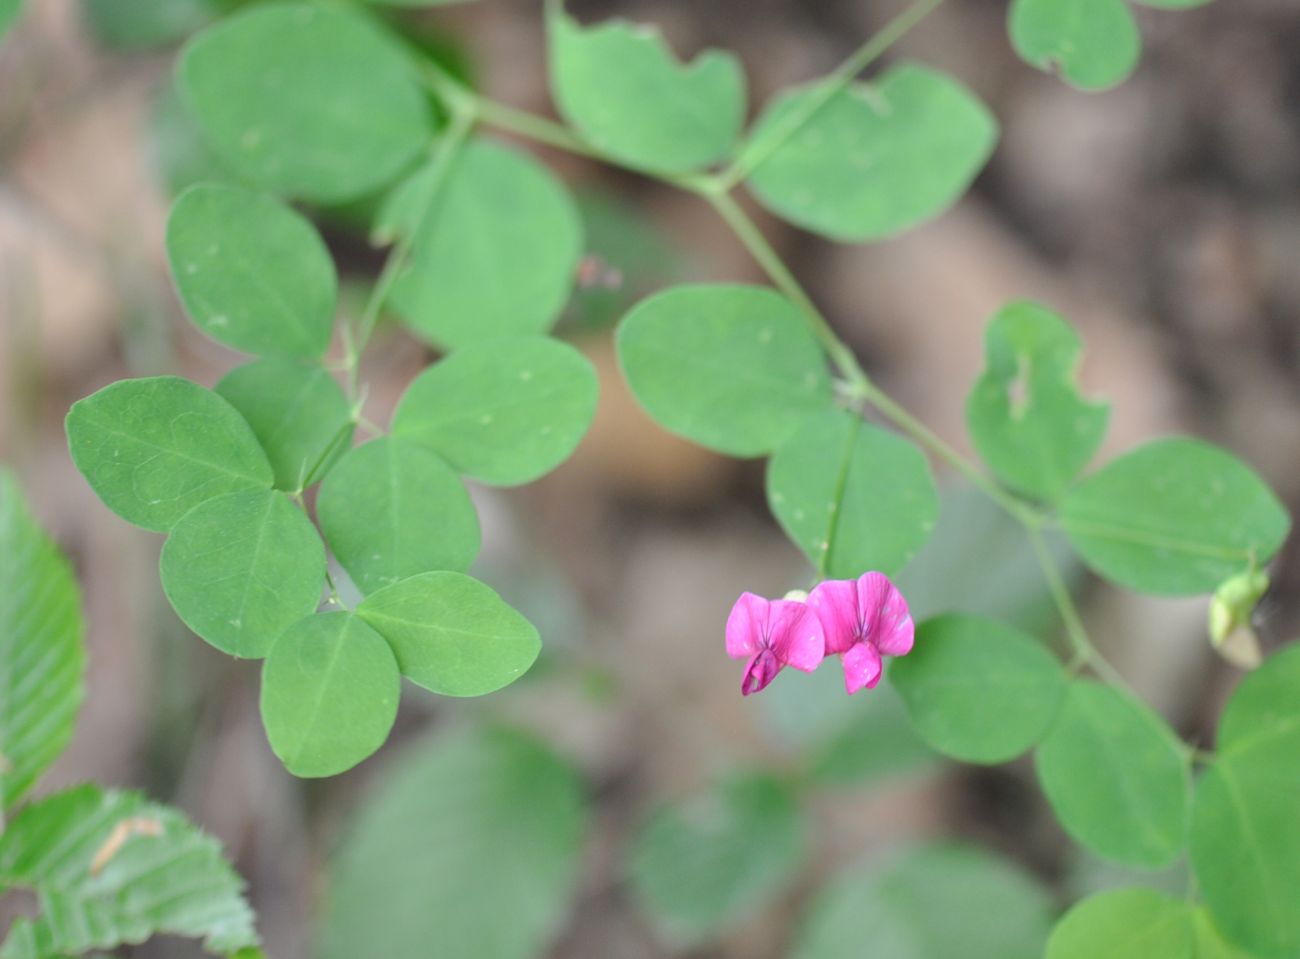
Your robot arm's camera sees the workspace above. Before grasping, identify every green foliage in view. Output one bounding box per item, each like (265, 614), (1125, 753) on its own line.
(79, 0), (217, 50)
(391, 336), (598, 486)
(892, 613), (1066, 764)
(317, 726), (587, 959)
(745, 64), (997, 241)
(166, 183), (337, 358)
(0, 0), (20, 40)
(546, 2), (745, 174)
(766, 409), (939, 577)
(966, 301), (1109, 501)
(1009, 0), (1141, 91)
(628, 773), (806, 945)
(1035, 680), (1191, 868)
(1045, 887), (1192, 959)
(1060, 438), (1290, 596)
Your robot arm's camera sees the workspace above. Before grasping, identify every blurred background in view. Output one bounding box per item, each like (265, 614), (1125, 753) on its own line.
(2, 0), (1299, 955)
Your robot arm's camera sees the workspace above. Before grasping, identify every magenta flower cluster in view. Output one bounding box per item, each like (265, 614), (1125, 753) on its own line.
(725, 572), (914, 696)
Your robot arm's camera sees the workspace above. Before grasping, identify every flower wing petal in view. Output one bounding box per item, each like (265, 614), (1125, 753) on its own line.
(857, 571), (914, 657)
(841, 641), (883, 694)
(809, 578), (860, 654)
(725, 591), (769, 659)
(770, 600), (824, 672)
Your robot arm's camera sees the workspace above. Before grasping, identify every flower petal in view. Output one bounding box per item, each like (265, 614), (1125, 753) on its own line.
(725, 591), (769, 659)
(841, 641), (883, 694)
(857, 571), (914, 657)
(768, 599), (825, 672)
(741, 649), (781, 696)
(808, 578), (860, 654)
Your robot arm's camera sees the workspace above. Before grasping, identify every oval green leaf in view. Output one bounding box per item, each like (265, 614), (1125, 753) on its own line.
(1060, 438), (1290, 596)
(160, 488), (325, 658)
(66, 376), (273, 532)
(746, 63), (997, 242)
(1216, 643), (1300, 756)
(166, 184), (337, 358)
(260, 612), (400, 778)
(391, 336), (598, 486)
(1035, 680), (1191, 867)
(1046, 887), (1192, 959)
(178, 2), (432, 202)
(891, 613), (1066, 764)
(1009, 0), (1142, 92)
(767, 409), (938, 577)
(616, 284), (833, 456)
(316, 437), (480, 596)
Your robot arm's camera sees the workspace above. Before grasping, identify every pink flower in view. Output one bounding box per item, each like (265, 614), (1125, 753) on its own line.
(809, 572), (914, 694)
(725, 592), (825, 696)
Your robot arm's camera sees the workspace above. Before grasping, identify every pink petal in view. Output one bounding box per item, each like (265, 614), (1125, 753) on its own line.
(841, 641), (883, 694)
(856, 572), (914, 657)
(768, 600), (825, 673)
(808, 578), (861, 655)
(741, 649), (781, 696)
(725, 592), (769, 660)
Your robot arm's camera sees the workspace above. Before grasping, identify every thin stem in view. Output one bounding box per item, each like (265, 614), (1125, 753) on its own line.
(1028, 527), (1093, 665)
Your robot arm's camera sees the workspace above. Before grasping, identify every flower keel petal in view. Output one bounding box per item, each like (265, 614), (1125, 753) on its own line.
(841, 641), (883, 694)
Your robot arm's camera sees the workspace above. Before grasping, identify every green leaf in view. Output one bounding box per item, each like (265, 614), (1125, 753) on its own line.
(616, 284), (833, 456)
(79, 0), (217, 50)
(1035, 680), (1191, 868)
(766, 409), (939, 577)
(1192, 907), (1258, 959)
(546, 3), (745, 174)
(791, 844), (1053, 959)
(215, 358), (353, 491)
(166, 184), (337, 358)
(0, 0), (23, 42)
(0, 786), (257, 957)
(1059, 438), (1290, 596)
(891, 613), (1066, 764)
(259, 612), (400, 777)
(1045, 887), (1192, 959)
(1216, 643), (1300, 756)
(66, 376), (273, 532)
(159, 488), (326, 658)
(0, 471), (84, 810)
(316, 437), (480, 596)
(390, 138), (583, 350)
(966, 301), (1109, 501)
(628, 773), (806, 945)
(178, 2), (432, 202)
(745, 63), (997, 242)
(151, 79), (246, 197)
(317, 726), (586, 959)
(391, 336), (598, 486)
(357, 571), (540, 696)
(1008, 0), (1142, 92)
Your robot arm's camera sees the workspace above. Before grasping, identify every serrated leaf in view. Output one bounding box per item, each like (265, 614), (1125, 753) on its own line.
(1059, 438), (1290, 596)
(1035, 680), (1191, 868)
(891, 613), (1065, 764)
(1008, 0), (1141, 92)
(966, 301), (1109, 501)
(166, 184), (337, 358)
(260, 612), (399, 777)
(357, 571), (540, 697)
(546, 3), (745, 173)
(392, 336), (598, 486)
(0, 471), (84, 810)
(159, 488), (325, 658)
(0, 786), (257, 957)
(766, 409), (939, 577)
(316, 437), (480, 596)
(1045, 887), (1192, 959)
(390, 138), (583, 349)
(745, 63), (997, 242)
(317, 726), (586, 959)
(178, 2), (432, 202)
(66, 376), (273, 532)
(628, 773), (806, 945)
(616, 284), (833, 456)
(215, 358), (353, 491)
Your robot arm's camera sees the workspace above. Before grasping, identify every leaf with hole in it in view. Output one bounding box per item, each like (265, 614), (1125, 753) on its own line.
(392, 336), (598, 486)
(1059, 438), (1290, 596)
(260, 612), (399, 778)
(745, 63), (997, 242)
(0, 471), (84, 811)
(628, 773), (806, 945)
(389, 139), (582, 350)
(0, 786), (257, 958)
(160, 488), (325, 658)
(616, 285), (832, 456)
(317, 437), (480, 596)
(66, 376), (273, 532)
(357, 571), (540, 697)
(178, 2), (432, 202)
(546, 3), (745, 173)
(966, 301), (1109, 501)
(1045, 887), (1192, 959)
(215, 358), (353, 491)
(1035, 680), (1191, 868)
(166, 184), (336, 358)
(766, 409), (938, 577)
(891, 613), (1065, 764)
(1009, 0), (1141, 92)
